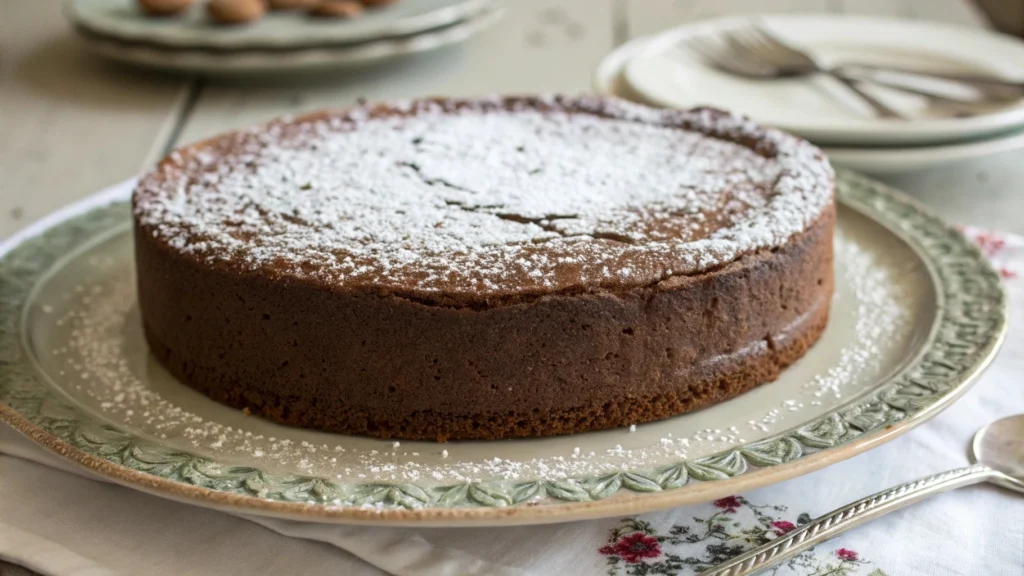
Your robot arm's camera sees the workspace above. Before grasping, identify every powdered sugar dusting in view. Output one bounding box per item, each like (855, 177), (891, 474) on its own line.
(134, 97), (833, 299)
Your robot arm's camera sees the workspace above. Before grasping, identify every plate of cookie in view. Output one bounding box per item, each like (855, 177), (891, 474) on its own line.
(0, 97), (1006, 526)
(66, 0), (503, 72)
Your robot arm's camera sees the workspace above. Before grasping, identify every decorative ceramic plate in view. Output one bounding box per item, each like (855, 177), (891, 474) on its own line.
(67, 0), (497, 50)
(0, 172), (1005, 527)
(621, 15), (1024, 147)
(72, 6), (503, 74)
(594, 36), (1024, 175)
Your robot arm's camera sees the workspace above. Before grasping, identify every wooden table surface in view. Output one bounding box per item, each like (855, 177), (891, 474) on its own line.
(0, 0), (1015, 573)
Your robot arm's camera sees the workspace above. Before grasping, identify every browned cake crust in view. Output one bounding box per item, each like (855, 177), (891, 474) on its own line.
(133, 96), (836, 441)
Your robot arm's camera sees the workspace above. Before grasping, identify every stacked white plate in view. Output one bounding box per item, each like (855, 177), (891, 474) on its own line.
(66, 0), (504, 74)
(594, 15), (1024, 174)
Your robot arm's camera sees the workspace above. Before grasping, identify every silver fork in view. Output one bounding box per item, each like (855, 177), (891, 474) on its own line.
(733, 25), (1004, 116)
(682, 25), (902, 119)
(682, 25), (990, 120)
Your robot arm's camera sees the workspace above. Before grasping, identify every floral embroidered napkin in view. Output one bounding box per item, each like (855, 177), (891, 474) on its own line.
(0, 228), (1021, 576)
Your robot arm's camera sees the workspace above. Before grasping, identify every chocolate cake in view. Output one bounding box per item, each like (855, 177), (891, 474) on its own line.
(133, 96), (835, 441)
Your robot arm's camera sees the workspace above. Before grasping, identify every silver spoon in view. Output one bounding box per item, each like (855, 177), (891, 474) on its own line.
(705, 414), (1024, 576)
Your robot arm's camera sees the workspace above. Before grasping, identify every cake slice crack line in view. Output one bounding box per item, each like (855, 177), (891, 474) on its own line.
(398, 157), (636, 245)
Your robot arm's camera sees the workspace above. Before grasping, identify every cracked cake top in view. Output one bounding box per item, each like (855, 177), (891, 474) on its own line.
(133, 96), (834, 303)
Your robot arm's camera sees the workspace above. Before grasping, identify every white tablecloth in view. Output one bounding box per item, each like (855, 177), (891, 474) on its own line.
(1, 229), (1022, 576)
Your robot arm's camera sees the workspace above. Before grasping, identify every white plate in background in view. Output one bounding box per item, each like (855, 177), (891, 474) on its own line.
(824, 129), (1024, 174)
(594, 33), (1024, 175)
(622, 15), (1024, 147)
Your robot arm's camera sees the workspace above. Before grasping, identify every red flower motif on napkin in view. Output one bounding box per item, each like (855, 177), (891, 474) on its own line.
(771, 520), (796, 535)
(961, 228), (1020, 281)
(713, 495), (742, 513)
(598, 532), (662, 564)
(971, 232), (1007, 257)
(599, 500), (887, 574)
(837, 548), (859, 562)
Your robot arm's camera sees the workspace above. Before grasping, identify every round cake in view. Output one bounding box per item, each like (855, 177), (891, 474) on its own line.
(133, 96), (836, 441)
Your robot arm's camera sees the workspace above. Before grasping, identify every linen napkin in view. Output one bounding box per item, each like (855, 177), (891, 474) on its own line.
(1, 225), (1022, 576)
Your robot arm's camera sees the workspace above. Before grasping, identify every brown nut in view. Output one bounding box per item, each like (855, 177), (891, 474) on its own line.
(310, 0), (364, 18)
(207, 0), (266, 24)
(138, 0), (194, 16)
(268, 0), (319, 9)
(362, 0), (398, 6)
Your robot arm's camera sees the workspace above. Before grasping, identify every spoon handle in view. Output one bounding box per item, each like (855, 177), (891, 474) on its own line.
(703, 464), (998, 576)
